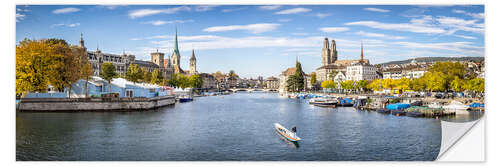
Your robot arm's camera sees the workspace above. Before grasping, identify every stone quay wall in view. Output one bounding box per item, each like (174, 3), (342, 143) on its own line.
(18, 96), (175, 112)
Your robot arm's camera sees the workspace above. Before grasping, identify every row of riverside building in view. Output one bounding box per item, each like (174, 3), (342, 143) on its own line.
(278, 37), (485, 93)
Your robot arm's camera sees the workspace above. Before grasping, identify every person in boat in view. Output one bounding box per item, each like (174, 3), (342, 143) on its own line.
(292, 126), (297, 133)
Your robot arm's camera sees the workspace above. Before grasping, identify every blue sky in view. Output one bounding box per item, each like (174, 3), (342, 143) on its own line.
(16, 5), (484, 78)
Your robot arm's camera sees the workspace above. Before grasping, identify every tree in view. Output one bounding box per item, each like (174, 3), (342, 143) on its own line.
(16, 39), (56, 95)
(168, 73), (179, 88)
(228, 70), (238, 78)
(355, 80), (369, 93)
(450, 76), (465, 92)
(16, 38), (85, 97)
(189, 74), (203, 88)
(367, 79), (384, 92)
(310, 72), (317, 85)
(383, 78), (397, 94)
(321, 80), (335, 89)
(286, 75), (298, 92)
(410, 78), (426, 92)
(151, 69), (164, 85)
(125, 64), (143, 83)
(423, 72), (447, 92)
(396, 77), (410, 93)
(294, 61), (305, 91)
(100, 62), (118, 92)
(143, 70), (152, 83)
(74, 46), (93, 98)
(178, 74), (190, 89)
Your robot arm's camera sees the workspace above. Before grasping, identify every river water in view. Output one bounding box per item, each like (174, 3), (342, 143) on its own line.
(17, 92), (442, 161)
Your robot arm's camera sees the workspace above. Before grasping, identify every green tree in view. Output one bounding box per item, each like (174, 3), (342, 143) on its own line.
(423, 72), (447, 92)
(294, 61), (305, 91)
(383, 78), (397, 94)
(367, 79), (384, 91)
(396, 77), (410, 93)
(286, 75), (298, 92)
(143, 70), (152, 83)
(178, 74), (190, 89)
(450, 76), (465, 92)
(151, 69), (164, 85)
(310, 72), (317, 85)
(99, 62), (118, 92)
(189, 74), (203, 88)
(321, 80), (335, 89)
(74, 46), (93, 98)
(125, 64), (143, 83)
(355, 80), (369, 93)
(168, 73), (179, 88)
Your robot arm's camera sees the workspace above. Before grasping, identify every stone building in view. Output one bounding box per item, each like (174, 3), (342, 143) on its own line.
(278, 66), (310, 93)
(199, 73), (217, 90)
(315, 38), (369, 83)
(265, 77), (279, 89)
(82, 33), (171, 79)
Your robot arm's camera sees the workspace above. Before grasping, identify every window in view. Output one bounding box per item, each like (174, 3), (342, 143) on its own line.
(125, 89), (133, 97)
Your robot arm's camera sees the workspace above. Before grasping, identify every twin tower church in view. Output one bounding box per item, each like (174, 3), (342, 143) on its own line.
(83, 29), (197, 81)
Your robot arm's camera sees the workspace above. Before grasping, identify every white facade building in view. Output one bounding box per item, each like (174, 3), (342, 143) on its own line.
(346, 63), (378, 81)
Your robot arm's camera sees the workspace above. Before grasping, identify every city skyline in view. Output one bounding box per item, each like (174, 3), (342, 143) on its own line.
(16, 5), (484, 78)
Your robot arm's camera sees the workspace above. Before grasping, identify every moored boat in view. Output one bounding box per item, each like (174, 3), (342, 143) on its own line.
(309, 98), (338, 106)
(406, 111), (424, 117)
(443, 100), (469, 114)
(178, 95), (193, 102)
(274, 123), (301, 142)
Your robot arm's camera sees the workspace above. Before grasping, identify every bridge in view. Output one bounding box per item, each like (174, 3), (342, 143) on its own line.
(229, 88), (278, 92)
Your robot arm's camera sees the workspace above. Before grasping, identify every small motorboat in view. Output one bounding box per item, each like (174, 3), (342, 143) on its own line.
(443, 100), (469, 114)
(178, 95), (193, 102)
(274, 123), (301, 142)
(309, 98), (338, 105)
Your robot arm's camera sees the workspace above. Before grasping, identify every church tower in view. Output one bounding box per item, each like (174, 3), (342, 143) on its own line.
(79, 33), (86, 51)
(151, 49), (164, 68)
(321, 37), (331, 66)
(189, 49), (197, 74)
(330, 40), (338, 64)
(171, 27), (183, 73)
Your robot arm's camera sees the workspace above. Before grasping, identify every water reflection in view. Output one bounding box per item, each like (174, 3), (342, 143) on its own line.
(275, 131), (300, 149)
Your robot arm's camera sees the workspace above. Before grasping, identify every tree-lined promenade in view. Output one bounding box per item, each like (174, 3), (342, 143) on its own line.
(16, 39), (203, 97)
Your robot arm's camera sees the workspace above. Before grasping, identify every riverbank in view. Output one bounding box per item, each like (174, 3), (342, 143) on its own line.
(18, 95), (175, 112)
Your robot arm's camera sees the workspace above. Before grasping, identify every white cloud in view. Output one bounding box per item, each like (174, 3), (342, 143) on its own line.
(345, 20), (446, 34)
(51, 23), (80, 28)
(275, 8), (311, 15)
(141, 20), (194, 26)
(259, 5), (281, 10)
(435, 16), (483, 34)
(16, 13), (25, 22)
(52, 7), (80, 14)
(319, 27), (349, 33)
(315, 13), (331, 18)
(363, 8), (390, 13)
(195, 5), (218, 12)
(355, 31), (407, 40)
(454, 34), (477, 40)
(128, 6), (191, 19)
(292, 32), (308, 36)
(452, 9), (484, 19)
(203, 23), (280, 34)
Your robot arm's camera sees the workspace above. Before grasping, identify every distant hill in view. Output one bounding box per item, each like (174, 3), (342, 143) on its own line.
(378, 57), (484, 65)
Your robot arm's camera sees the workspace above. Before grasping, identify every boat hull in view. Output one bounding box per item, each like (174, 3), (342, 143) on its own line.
(274, 123), (301, 142)
(179, 98), (193, 103)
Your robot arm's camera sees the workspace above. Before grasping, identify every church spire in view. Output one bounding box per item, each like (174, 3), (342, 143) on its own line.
(173, 26), (180, 56)
(360, 41), (364, 61)
(79, 33), (85, 48)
